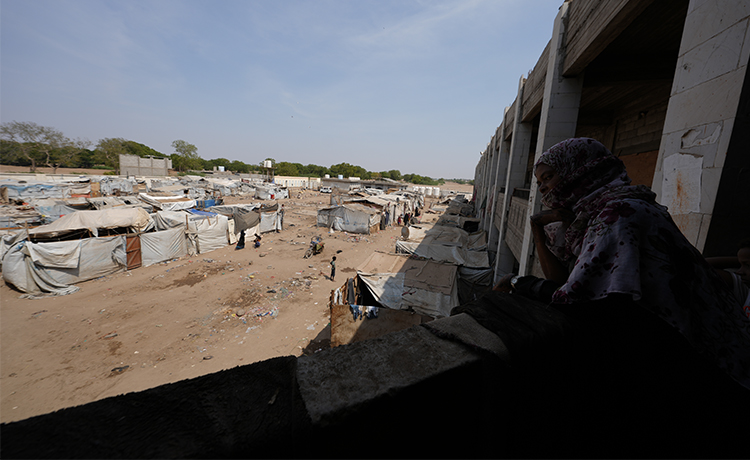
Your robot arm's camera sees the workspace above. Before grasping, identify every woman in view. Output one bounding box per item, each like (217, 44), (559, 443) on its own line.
(496, 137), (749, 389)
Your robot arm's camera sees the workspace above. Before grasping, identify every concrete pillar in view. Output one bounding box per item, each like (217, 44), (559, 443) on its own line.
(487, 123), (510, 265)
(483, 136), (500, 234)
(519, 1), (584, 275)
(651, 0), (750, 253)
(494, 77), (534, 283)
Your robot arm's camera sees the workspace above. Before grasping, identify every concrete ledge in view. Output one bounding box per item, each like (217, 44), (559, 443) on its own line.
(2, 306), (749, 458)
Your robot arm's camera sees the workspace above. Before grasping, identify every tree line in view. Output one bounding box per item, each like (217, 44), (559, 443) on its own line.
(0, 121), (471, 185)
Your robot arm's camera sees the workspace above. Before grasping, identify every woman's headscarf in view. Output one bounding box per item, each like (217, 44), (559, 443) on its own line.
(535, 138), (655, 263)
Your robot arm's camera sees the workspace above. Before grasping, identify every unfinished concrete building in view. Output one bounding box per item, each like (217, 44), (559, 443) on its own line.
(474, 0), (750, 282)
(3, 1), (749, 458)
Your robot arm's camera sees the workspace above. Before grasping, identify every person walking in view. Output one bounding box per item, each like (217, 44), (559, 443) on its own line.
(330, 256), (336, 282)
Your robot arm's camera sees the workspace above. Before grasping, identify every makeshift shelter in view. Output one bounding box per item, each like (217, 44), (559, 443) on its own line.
(140, 227), (188, 267)
(355, 251), (459, 318)
(317, 204), (380, 234)
(395, 223), (490, 268)
(182, 210), (231, 255)
(28, 207), (153, 240)
(2, 235), (127, 298)
(138, 193), (196, 212)
(0, 180), (89, 200)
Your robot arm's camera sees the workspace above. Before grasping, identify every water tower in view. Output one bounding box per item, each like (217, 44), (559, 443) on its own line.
(263, 160), (275, 183)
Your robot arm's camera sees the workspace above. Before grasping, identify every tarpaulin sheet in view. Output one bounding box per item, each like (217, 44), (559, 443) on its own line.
(186, 213), (229, 255)
(2, 236), (127, 297)
(28, 207), (153, 238)
(141, 227), (188, 267)
(27, 239), (81, 268)
(395, 240), (489, 268)
(356, 252), (459, 318)
(317, 204), (379, 234)
(206, 205), (261, 233)
(138, 193), (196, 211)
(151, 210), (189, 230)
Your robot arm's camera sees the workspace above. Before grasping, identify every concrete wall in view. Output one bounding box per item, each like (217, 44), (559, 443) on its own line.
(119, 154), (172, 177)
(478, 0), (750, 278)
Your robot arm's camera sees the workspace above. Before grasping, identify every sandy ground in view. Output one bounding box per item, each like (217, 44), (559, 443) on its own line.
(0, 176), (473, 424)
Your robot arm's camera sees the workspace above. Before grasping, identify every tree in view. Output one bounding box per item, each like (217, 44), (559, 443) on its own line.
(276, 161), (302, 176)
(171, 140), (201, 171)
(57, 138), (93, 170)
(229, 160), (250, 174)
(95, 138), (129, 173)
(0, 121), (72, 172)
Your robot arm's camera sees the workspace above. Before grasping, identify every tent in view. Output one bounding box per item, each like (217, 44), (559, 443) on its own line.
(317, 204), (380, 234)
(2, 235), (127, 298)
(356, 251), (459, 318)
(29, 207), (153, 239)
(138, 193), (196, 212)
(395, 223), (490, 268)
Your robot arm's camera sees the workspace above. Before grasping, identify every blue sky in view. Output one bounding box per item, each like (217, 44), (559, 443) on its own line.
(1, 0), (562, 179)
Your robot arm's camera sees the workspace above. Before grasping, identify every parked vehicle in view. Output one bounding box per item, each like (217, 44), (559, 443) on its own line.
(320, 186), (332, 193)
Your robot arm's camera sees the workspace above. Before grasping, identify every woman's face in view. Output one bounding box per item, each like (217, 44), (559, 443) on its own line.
(535, 163), (562, 196)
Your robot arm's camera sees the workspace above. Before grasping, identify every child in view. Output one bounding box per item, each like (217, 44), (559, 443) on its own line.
(254, 234), (262, 249)
(330, 256), (336, 282)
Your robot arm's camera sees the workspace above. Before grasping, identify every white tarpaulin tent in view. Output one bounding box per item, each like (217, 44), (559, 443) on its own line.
(184, 211), (230, 255)
(317, 204), (380, 234)
(138, 193), (196, 212)
(29, 207), (153, 238)
(2, 236), (127, 298)
(356, 251), (459, 318)
(395, 223), (489, 268)
(141, 227), (189, 266)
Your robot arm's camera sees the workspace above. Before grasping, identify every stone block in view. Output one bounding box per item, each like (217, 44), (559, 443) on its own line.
(663, 69), (745, 133)
(675, 22), (747, 93)
(680, 0), (750, 55)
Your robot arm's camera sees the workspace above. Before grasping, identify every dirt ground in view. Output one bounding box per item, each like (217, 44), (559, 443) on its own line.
(0, 175), (473, 424)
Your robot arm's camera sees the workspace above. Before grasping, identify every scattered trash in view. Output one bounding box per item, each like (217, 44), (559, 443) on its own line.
(101, 332), (118, 339)
(31, 310), (47, 318)
(203, 355), (213, 360)
(111, 365), (129, 374)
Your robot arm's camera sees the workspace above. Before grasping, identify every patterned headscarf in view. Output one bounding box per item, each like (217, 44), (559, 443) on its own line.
(534, 138), (655, 263)
(535, 138), (630, 210)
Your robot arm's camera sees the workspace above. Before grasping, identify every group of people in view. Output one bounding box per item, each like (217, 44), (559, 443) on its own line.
(486, 137), (749, 390)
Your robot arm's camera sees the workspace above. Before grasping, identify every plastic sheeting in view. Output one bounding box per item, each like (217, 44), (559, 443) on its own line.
(141, 227), (188, 267)
(356, 252), (459, 318)
(2, 236), (127, 298)
(138, 193), (196, 211)
(317, 204), (380, 234)
(185, 213), (230, 255)
(29, 207), (153, 238)
(395, 240), (489, 268)
(151, 210), (189, 230)
(206, 205), (261, 233)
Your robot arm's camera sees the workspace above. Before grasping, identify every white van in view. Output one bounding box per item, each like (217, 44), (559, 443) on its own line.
(320, 186), (332, 193)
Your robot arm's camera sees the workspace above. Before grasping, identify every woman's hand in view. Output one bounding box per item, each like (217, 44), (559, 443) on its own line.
(493, 273), (515, 293)
(530, 209), (576, 227)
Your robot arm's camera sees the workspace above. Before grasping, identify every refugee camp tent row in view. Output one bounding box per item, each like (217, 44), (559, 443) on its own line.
(0, 200), (284, 298)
